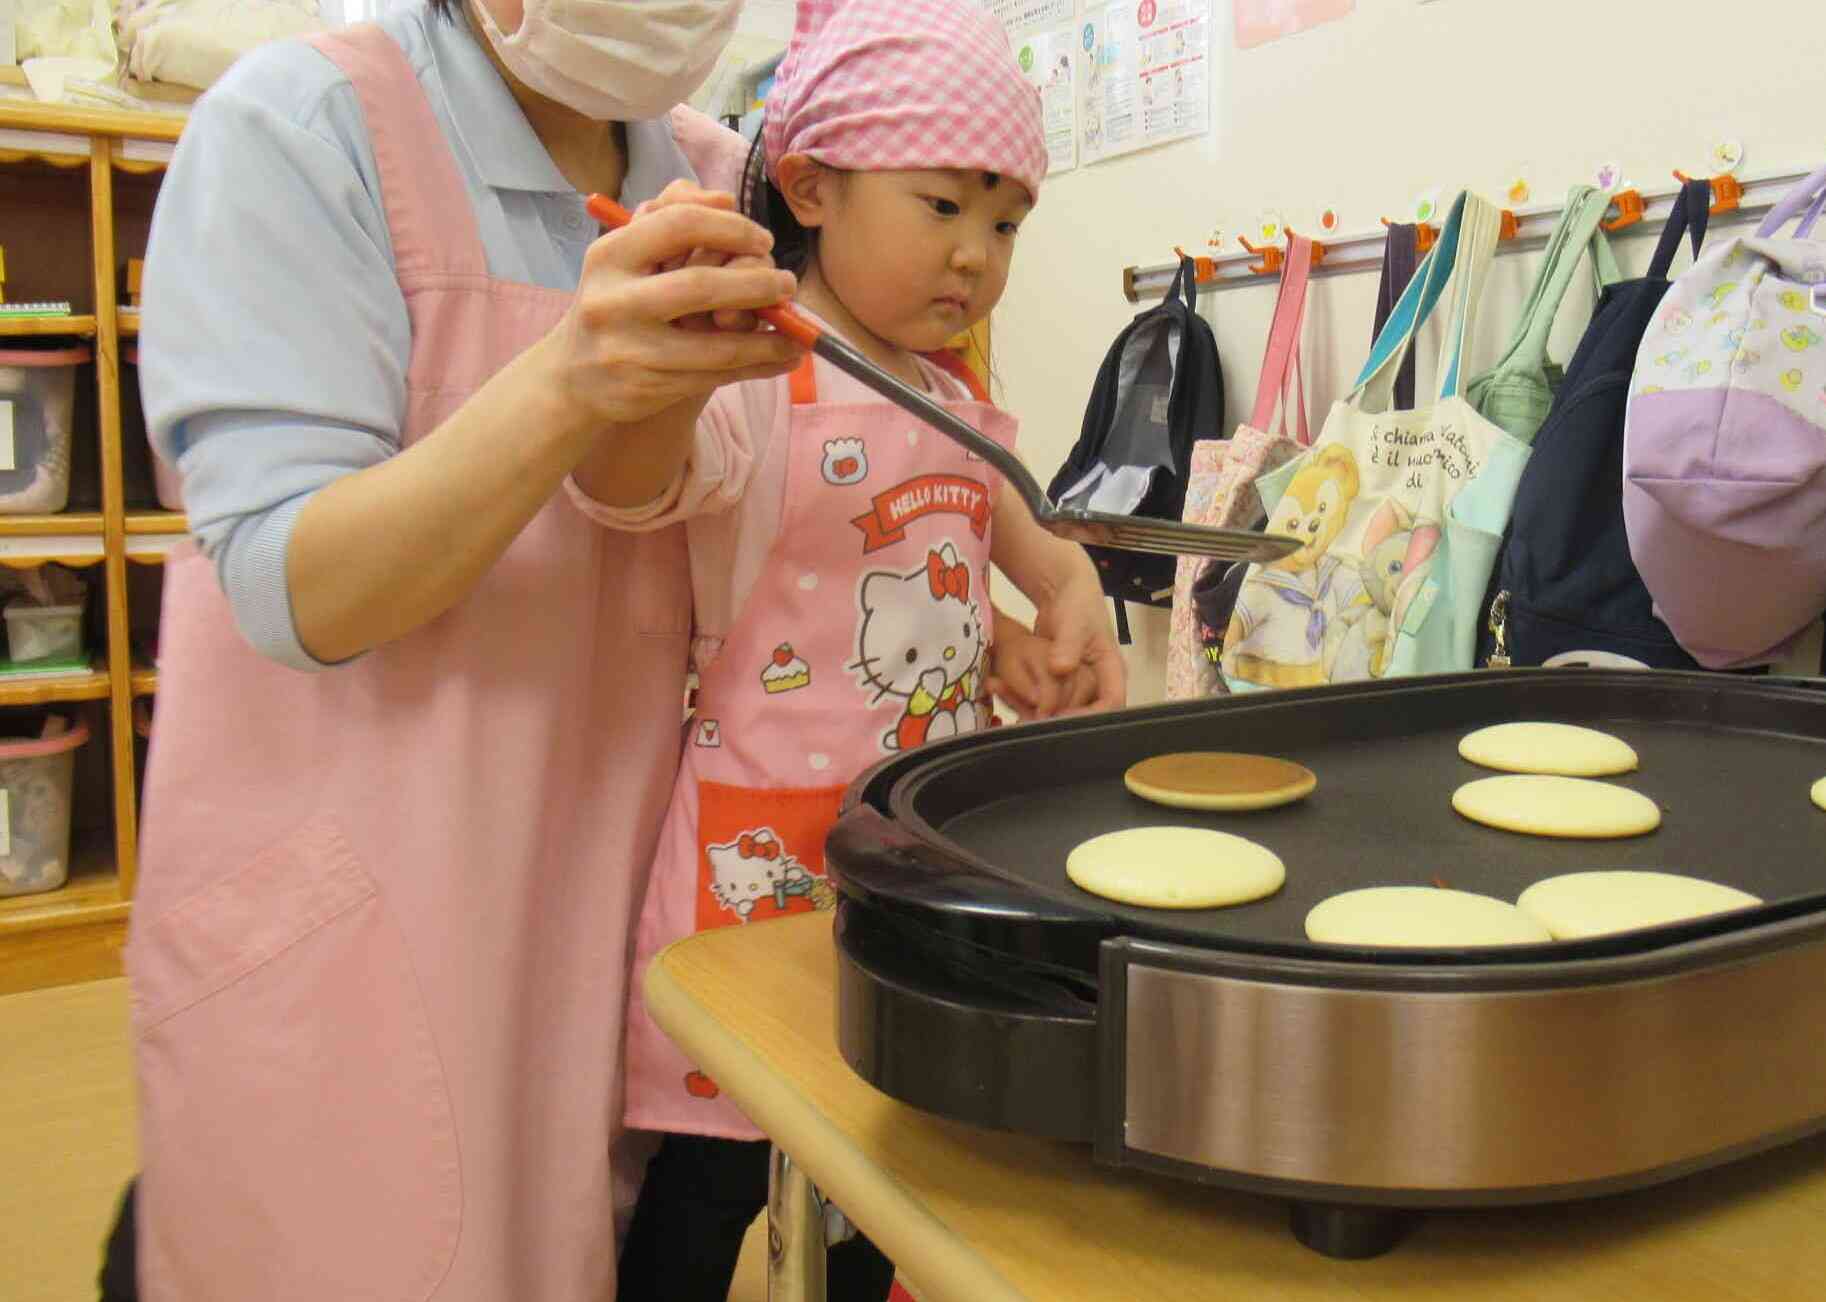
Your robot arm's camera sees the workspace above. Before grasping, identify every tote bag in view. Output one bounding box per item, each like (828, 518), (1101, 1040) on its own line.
(1466, 184), (1620, 445)
(1222, 193), (1531, 690)
(1165, 235), (1317, 698)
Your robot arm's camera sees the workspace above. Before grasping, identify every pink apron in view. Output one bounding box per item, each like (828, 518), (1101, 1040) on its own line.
(127, 26), (740, 1301)
(623, 351), (1013, 1139)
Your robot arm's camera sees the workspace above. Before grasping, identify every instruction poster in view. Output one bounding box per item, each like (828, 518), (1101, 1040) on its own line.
(1016, 27), (1079, 173)
(980, 0), (1078, 39)
(1078, 0), (1210, 165)
(1233, 0), (1354, 50)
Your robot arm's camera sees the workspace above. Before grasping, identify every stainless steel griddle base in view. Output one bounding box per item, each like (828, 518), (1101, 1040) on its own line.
(828, 673), (1826, 1257)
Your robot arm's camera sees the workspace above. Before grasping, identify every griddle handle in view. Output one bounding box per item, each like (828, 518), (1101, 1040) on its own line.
(825, 805), (1113, 974)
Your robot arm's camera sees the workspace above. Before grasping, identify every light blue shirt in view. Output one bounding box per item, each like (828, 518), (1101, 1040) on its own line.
(140, 1), (698, 670)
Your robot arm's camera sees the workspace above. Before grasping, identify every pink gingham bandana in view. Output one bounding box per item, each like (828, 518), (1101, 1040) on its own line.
(761, 0), (1048, 201)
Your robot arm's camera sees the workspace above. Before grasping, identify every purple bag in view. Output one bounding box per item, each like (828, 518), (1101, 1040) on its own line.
(1622, 165), (1826, 668)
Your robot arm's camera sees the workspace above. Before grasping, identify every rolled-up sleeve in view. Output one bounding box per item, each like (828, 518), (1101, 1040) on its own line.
(562, 379), (766, 528)
(140, 48), (409, 672)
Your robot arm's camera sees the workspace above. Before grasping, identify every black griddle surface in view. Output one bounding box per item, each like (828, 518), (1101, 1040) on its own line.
(876, 673), (1826, 962)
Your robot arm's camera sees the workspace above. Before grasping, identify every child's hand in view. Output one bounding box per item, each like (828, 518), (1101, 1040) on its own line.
(986, 610), (1067, 721)
(1032, 565), (1127, 714)
(632, 181), (789, 334)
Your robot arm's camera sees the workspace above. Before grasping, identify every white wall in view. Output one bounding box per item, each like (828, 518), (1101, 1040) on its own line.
(989, 0), (1826, 703)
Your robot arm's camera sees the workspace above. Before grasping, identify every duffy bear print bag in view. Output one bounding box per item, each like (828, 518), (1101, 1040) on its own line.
(1222, 192), (1532, 691)
(1622, 163), (1826, 669)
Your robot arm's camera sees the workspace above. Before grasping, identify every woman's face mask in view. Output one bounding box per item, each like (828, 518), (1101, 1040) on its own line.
(474, 0), (741, 121)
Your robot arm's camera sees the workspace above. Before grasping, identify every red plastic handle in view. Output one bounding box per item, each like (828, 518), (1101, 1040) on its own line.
(583, 192), (821, 349)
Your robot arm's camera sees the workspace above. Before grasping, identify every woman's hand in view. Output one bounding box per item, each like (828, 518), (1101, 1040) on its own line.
(633, 181), (781, 334)
(544, 192), (804, 433)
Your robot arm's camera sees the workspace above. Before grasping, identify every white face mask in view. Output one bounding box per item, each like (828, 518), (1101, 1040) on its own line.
(474, 0), (741, 121)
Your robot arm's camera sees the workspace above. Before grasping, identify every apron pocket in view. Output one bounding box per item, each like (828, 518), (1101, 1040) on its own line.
(693, 781), (845, 932)
(133, 814), (460, 1302)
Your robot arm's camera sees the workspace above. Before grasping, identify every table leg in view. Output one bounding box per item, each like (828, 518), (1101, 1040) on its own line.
(767, 1145), (826, 1302)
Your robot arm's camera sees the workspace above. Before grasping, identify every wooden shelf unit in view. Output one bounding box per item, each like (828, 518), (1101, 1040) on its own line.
(0, 102), (188, 993)
(0, 314), (98, 338)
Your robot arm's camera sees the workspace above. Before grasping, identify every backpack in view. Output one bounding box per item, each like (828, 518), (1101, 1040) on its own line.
(1478, 180), (1714, 669)
(1623, 164), (1826, 669)
(1049, 256), (1224, 642)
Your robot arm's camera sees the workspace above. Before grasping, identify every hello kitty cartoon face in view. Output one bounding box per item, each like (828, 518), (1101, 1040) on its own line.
(706, 828), (811, 921)
(822, 438), (869, 486)
(850, 541), (986, 751)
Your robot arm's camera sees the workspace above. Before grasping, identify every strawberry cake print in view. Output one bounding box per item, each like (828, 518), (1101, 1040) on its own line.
(849, 541), (987, 752)
(821, 437), (869, 486)
(760, 643), (811, 695)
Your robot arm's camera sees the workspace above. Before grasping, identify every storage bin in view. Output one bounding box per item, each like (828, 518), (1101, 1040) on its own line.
(0, 344), (88, 514)
(4, 602), (84, 663)
(123, 346), (182, 510)
(0, 713), (88, 898)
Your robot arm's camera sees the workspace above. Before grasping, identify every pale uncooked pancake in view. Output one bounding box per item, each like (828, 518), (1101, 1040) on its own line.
(1458, 722), (1638, 777)
(1812, 776), (1826, 812)
(1065, 827), (1285, 910)
(1305, 886), (1552, 948)
(1452, 774), (1661, 839)
(1516, 871), (1761, 940)
(1124, 752), (1317, 812)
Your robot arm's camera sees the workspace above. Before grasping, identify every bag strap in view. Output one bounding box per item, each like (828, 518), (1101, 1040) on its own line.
(1248, 233), (1313, 443)
(1168, 255), (1198, 314)
(1649, 180), (1713, 279)
(1352, 191), (1502, 410)
(1758, 164), (1826, 238)
(1376, 224), (1421, 410)
(1482, 185), (1618, 381)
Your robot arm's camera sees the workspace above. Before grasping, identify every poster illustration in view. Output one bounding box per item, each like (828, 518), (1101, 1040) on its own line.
(1233, 0), (1354, 51)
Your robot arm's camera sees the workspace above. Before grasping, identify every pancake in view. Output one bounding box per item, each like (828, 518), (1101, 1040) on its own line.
(1124, 752), (1317, 812)
(1065, 826), (1285, 909)
(1452, 774), (1661, 839)
(1458, 722), (1638, 777)
(1306, 886), (1552, 947)
(1516, 870), (1760, 940)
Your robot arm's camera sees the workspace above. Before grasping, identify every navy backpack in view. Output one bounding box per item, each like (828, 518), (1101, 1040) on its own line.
(1479, 181), (1715, 670)
(1048, 257), (1224, 642)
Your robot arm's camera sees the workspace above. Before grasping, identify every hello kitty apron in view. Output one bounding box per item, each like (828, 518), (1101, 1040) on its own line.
(623, 350), (1012, 1138)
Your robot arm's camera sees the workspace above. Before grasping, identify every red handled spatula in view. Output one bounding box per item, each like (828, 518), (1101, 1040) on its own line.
(586, 193), (1297, 564)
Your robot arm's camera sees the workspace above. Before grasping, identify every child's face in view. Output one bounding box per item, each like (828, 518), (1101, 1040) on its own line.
(814, 168), (1032, 353)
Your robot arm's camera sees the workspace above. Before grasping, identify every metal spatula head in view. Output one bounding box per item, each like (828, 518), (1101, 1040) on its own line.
(585, 194), (1301, 565)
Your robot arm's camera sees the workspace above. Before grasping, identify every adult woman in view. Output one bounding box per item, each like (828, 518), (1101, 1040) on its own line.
(123, 0), (790, 1296)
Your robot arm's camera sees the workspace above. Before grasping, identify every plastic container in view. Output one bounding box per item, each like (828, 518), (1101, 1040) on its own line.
(0, 344), (88, 514)
(4, 602), (84, 663)
(0, 713), (89, 898)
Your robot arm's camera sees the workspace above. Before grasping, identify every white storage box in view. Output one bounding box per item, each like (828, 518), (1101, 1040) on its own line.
(0, 345), (88, 515)
(4, 602), (83, 663)
(0, 713), (88, 898)
(125, 345), (183, 510)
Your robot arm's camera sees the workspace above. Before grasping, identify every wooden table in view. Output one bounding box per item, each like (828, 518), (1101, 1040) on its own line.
(645, 913), (1826, 1301)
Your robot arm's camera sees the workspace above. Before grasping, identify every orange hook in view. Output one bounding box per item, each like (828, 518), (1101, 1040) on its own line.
(1600, 188), (1645, 232)
(1172, 245), (1218, 284)
(1382, 216), (1437, 253)
(1672, 171), (1743, 215)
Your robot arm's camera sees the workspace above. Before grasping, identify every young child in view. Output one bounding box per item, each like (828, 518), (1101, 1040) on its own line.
(606, 1), (1123, 1296)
